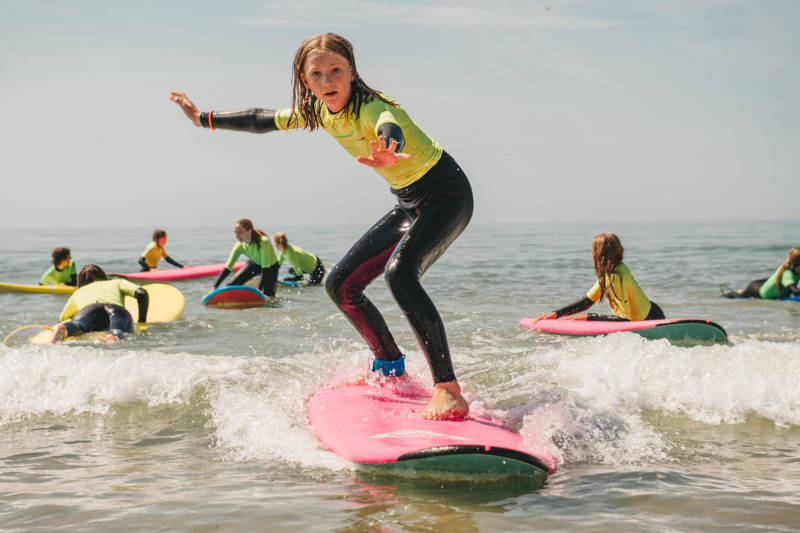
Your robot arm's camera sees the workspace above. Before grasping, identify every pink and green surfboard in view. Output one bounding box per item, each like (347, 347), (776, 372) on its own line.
(519, 317), (727, 344)
(308, 379), (558, 478)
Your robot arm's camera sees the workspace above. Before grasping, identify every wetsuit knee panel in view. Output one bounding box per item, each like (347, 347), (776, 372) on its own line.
(384, 255), (418, 293)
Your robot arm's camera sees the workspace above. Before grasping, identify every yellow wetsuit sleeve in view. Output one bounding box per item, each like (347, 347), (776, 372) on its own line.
(274, 108), (306, 130)
(586, 280), (602, 302)
(117, 279), (139, 298)
(40, 266), (58, 285)
(59, 293), (80, 322)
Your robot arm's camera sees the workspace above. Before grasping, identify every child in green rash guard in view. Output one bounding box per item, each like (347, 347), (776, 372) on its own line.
(138, 229), (184, 272)
(51, 264), (148, 344)
(40, 247), (77, 286)
(213, 219), (279, 297)
(273, 232), (325, 285)
(535, 232), (665, 323)
(170, 33), (474, 420)
(720, 247), (800, 299)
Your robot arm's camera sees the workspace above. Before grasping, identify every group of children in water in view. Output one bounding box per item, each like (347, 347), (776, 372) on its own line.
(40, 224), (325, 343)
(35, 32), (800, 421)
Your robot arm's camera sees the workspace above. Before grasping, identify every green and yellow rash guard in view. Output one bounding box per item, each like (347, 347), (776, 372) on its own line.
(225, 235), (278, 270)
(278, 244), (318, 274)
(40, 260), (76, 285)
(586, 263), (652, 321)
(59, 279), (139, 322)
(758, 266), (800, 299)
(142, 242), (170, 269)
(274, 94), (443, 189)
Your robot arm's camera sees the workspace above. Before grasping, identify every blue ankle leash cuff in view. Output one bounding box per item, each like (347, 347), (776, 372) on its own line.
(371, 354), (405, 377)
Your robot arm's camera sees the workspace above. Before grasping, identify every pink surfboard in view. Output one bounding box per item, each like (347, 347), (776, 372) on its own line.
(519, 317), (727, 343)
(110, 262), (245, 282)
(308, 379), (558, 477)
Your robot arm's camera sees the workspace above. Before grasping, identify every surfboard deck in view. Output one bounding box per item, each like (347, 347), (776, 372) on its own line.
(308, 379), (558, 477)
(202, 285), (266, 309)
(124, 283), (185, 323)
(0, 282), (76, 295)
(110, 262), (245, 282)
(29, 283), (184, 344)
(519, 317), (728, 344)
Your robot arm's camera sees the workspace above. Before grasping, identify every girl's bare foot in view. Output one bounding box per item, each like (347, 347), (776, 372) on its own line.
(51, 324), (67, 343)
(421, 381), (469, 420)
(104, 334), (120, 344)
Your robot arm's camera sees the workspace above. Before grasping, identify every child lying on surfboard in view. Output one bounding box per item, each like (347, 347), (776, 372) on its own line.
(50, 264), (148, 344)
(719, 247), (800, 299)
(534, 232), (665, 323)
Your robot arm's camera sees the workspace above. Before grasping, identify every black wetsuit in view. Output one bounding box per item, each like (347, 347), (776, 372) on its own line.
(63, 288), (148, 339)
(325, 152), (472, 384)
(201, 106), (472, 384)
(222, 261), (279, 297)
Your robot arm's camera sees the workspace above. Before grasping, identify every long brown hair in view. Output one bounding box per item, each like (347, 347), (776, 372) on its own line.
(776, 247), (800, 294)
(592, 232), (625, 303)
(289, 33), (395, 131)
(236, 218), (267, 249)
(77, 264), (108, 288)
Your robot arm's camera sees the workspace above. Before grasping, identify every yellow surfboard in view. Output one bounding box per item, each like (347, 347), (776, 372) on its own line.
(29, 283), (184, 344)
(124, 283), (185, 323)
(0, 282), (76, 295)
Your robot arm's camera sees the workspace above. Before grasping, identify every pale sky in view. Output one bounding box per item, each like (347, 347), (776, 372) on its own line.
(2, 0), (798, 228)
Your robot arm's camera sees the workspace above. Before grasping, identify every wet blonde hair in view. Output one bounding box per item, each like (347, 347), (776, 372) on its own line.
(273, 232), (288, 249)
(289, 33), (394, 131)
(592, 232), (625, 303)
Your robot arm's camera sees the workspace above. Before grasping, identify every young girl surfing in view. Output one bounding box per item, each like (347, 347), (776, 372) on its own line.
(535, 232), (665, 323)
(171, 33), (473, 420)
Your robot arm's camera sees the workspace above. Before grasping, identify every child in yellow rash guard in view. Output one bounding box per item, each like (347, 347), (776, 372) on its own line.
(138, 229), (184, 271)
(40, 247), (77, 286)
(535, 233), (665, 323)
(273, 232), (325, 285)
(272, 95), (442, 189)
(170, 33), (473, 421)
(213, 219), (279, 297)
(51, 264), (148, 343)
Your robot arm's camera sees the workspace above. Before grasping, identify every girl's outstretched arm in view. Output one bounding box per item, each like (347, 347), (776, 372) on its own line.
(534, 296), (595, 324)
(170, 91), (278, 133)
(170, 92), (202, 127)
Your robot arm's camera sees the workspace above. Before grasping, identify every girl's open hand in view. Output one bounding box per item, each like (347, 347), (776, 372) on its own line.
(169, 91), (202, 127)
(533, 312), (557, 324)
(357, 136), (411, 167)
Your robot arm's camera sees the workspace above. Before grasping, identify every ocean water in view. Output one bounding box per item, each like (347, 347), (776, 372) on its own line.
(1, 221), (799, 532)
